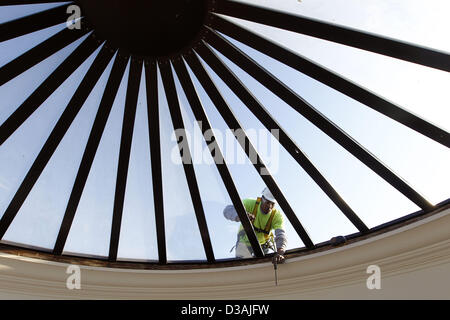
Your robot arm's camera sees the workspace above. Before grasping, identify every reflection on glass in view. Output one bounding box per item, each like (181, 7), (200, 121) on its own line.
(117, 67), (158, 262)
(3, 47), (111, 249)
(63, 60), (129, 257)
(158, 66), (206, 261)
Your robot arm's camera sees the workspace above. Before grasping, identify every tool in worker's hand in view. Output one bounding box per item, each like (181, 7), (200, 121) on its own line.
(268, 234), (279, 286)
(273, 255), (279, 286)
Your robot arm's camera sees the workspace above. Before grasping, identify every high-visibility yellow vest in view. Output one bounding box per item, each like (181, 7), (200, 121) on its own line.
(250, 197), (276, 242)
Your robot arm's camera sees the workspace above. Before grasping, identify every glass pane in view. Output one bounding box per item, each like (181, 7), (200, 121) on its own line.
(230, 40), (450, 206)
(0, 33), (90, 126)
(0, 3), (70, 24)
(117, 66), (158, 262)
(216, 32), (450, 206)
(0, 38), (99, 222)
(2, 46), (111, 249)
(63, 59), (129, 257)
(232, 0), (450, 52)
(0, 23), (66, 69)
(173, 65), (238, 259)
(158, 65), (206, 262)
(219, 18), (450, 132)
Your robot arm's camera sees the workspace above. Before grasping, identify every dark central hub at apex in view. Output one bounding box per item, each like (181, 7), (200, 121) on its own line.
(77, 0), (209, 57)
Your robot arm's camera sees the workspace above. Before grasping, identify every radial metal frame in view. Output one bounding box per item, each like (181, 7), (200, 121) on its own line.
(0, 0), (448, 266)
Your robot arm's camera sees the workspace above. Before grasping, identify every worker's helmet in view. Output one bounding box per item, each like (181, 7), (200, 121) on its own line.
(261, 187), (276, 203)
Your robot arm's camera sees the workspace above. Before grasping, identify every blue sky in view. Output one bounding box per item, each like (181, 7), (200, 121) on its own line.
(0, 0), (449, 261)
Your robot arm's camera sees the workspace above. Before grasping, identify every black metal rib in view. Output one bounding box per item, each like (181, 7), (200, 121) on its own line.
(0, 33), (99, 146)
(144, 60), (167, 264)
(158, 60), (215, 262)
(204, 29), (434, 212)
(53, 50), (128, 256)
(145, 59), (167, 264)
(0, 44), (114, 240)
(0, 24), (89, 86)
(0, 3), (72, 43)
(184, 50), (315, 249)
(108, 58), (142, 261)
(209, 17), (450, 149)
(195, 41), (369, 233)
(171, 57), (264, 258)
(215, 0), (450, 73)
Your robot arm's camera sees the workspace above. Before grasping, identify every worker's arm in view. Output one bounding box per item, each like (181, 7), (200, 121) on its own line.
(273, 229), (287, 263)
(275, 228), (287, 253)
(272, 212), (287, 263)
(223, 205), (240, 222)
(223, 199), (255, 222)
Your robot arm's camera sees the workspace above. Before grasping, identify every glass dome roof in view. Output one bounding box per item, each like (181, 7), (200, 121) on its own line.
(0, 0), (449, 267)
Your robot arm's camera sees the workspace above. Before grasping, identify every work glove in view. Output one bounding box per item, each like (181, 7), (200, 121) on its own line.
(272, 249), (285, 264)
(246, 212), (255, 223)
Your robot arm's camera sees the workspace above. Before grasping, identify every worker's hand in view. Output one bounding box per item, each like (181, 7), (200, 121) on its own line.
(246, 212), (255, 222)
(273, 249), (285, 264)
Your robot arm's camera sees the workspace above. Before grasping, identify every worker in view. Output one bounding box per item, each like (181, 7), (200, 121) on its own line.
(223, 187), (287, 263)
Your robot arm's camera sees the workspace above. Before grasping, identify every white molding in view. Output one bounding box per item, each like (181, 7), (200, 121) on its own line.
(1, 208), (449, 299)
